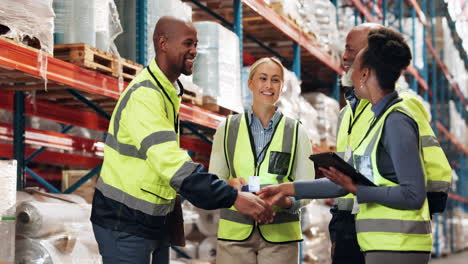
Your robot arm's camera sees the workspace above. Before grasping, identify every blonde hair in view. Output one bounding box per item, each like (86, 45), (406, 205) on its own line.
(248, 57), (285, 81)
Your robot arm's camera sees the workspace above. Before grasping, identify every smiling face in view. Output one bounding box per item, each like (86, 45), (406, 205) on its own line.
(248, 60), (283, 106)
(342, 28), (371, 72)
(166, 23), (198, 76)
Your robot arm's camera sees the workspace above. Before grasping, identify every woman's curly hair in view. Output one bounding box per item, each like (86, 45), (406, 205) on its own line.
(360, 27), (412, 91)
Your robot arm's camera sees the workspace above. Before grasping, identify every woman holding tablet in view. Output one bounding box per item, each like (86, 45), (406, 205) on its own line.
(259, 28), (432, 264)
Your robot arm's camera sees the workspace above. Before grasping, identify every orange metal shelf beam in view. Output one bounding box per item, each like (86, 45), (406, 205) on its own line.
(0, 142), (103, 168)
(0, 38), (225, 129)
(243, 0), (343, 74)
(349, 0), (428, 91)
(351, 0), (378, 22)
(405, 0), (428, 26)
(0, 91), (110, 132)
(448, 193), (468, 204)
(0, 39), (123, 99)
(436, 121), (468, 155)
(426, 40), (467, 105)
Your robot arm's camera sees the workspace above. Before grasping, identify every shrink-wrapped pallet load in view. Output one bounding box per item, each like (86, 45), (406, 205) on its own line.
(0, 0), (54, 54)
(0, 160), (16, 263)
(193, 22), (243, 113)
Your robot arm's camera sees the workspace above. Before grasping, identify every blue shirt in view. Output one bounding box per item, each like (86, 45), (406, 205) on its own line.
(247, 108), (283, 163)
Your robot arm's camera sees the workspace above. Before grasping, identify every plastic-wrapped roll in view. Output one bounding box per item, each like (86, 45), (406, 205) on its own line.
(15, 237), (54, 264)
(171, 241), (198, 260)
(197, 237), (217, 260)
(17, 191), (33, 204)
(181, 201), (199, 237)
(15, 235), (101, 264)
(30, 192), (88, 204)
(184, 222), (194, 237)
(195, 208), (219, 237)
(0, 160), (16, 263)
(16, 201), (90, 238)
(0, 160), (16, 216)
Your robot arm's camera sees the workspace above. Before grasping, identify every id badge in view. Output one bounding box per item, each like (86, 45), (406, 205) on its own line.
(355, 155), (373, 182)
(248, 176), (260, 193)
(343, 146), (352, 163)
(351, 197), (360, 214)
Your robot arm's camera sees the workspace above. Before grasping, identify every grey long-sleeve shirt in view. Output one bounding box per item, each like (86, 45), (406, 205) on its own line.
(295, 92), (426, 210)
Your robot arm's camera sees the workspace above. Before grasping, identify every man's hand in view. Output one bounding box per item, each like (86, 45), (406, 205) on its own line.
(226, 178), (247, 191)
(257, 183), (295, 207)
(234, 192), (274, 223)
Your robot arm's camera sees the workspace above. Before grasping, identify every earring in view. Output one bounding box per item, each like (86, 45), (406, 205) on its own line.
(360, 79), (365, 89)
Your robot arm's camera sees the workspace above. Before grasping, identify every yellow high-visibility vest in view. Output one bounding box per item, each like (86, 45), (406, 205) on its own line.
(217, 113), (302, 243)
(97, 60), (198, 217)
(353, 102), (432, 252)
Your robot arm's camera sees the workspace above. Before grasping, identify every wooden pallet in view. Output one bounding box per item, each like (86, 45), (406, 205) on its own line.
(269, 3), (317, 42)
(200, 96), (234, 116)
(0, 36), (48, 55)
(54, 43), (143, 82)
(181, 88), (203, 106)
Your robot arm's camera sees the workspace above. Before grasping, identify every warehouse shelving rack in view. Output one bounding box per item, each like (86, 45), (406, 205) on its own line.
(183, 0), (345, 99)
(1, 0), (466, 261)
(349, 0), (468, 257)
(0, 37), (222, 190)
(0, 1), (348, 263)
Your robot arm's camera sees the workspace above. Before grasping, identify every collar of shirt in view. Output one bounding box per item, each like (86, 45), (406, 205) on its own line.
(247, 106), (282, 130)
(344, 87), (360, 113)
(370, 91), (399, 118)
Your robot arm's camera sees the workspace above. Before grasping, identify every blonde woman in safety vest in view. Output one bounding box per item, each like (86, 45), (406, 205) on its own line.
(209, 57), (315, 264)
(259, 28), (436, 264)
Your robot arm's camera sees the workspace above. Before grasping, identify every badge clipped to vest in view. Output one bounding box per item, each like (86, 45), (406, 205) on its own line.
(343, 146), (352, 163)
(248, 176), (260, 192)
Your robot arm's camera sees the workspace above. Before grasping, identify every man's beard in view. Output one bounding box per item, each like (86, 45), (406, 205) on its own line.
(341, 68), (354, 87)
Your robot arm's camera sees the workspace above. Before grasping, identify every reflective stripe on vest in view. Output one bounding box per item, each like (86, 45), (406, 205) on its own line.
(220, 209), (300, 225)
(96, 177), (175, 216)
(335, 196), (354, 210)
(353, 102), (432, 252)
(98, 64), (195, 217)
(356, 219), (431, 234)
(335, 100), (374, 208)
(218, 113), (302, 243)
(398, 91), (452, 200)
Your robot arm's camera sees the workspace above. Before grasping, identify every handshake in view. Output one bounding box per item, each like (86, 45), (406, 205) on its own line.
(228, 178), (296, 224)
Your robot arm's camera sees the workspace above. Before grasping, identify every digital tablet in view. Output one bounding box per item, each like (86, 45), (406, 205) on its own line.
(309, 152), (376, 186)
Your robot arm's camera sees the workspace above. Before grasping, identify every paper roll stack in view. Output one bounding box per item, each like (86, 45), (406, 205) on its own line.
(198, 236), (217, 260)
(195, 208), (219, 237)
(16, 235), (101, 264)
(0, 160), (17, 263)
(171, 241), (198, 260)
(16, 201), (90, 238)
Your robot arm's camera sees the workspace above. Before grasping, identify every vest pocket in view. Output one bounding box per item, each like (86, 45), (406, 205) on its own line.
(140, 182), (176, 201)
(268, 151), (291, 175)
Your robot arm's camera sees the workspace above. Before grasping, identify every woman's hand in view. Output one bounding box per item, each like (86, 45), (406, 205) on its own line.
(319, 167), (357, 194)
(257, 183), (295, 207)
